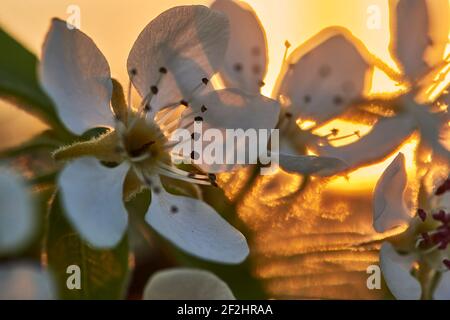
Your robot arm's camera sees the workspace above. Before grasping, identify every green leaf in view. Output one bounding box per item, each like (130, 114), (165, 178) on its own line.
(46, 194), (131, 299)
(0, 27), (67, 133)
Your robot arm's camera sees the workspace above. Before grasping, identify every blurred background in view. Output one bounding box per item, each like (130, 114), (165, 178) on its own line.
(1, 0), (448, 299)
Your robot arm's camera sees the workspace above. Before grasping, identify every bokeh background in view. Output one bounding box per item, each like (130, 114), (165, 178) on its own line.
(1, 0), (448, 299)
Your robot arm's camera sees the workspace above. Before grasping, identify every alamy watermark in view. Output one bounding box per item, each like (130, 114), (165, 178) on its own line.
(170, 121), (280, 175)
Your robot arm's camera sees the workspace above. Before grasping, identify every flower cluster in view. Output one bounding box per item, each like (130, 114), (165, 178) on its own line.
(0, 0), (449, 300)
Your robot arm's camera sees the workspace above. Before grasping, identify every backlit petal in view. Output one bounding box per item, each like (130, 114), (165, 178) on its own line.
(59, 157), (129, 248)
(373, 153), (412, 233)
(145, 177), (249, 264)
(40, 19), (114, 135)
(211, 0), (268, 93)
(380, 243), (421, 300)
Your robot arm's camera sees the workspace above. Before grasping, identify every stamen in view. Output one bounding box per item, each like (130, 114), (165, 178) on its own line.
(157, 162), (209, 180)
(327, 131), (360, 142)
(436, 178), (450, 196)
(418, 208), (427, 222)
(283, 40), (291, 63)
(127, 68), (137, 113)
(443, 259), (450, 270)
(154, 167), (211, 186)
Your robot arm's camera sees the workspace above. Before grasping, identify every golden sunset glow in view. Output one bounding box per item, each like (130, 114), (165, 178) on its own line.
(1, 0), (449, 301)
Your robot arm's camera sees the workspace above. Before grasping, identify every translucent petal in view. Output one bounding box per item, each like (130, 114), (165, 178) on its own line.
(380, 243), (421, 300)
(59, 157), (129, 248)
(315, 113), (416, 173)
(127, 6), (229, 116)
(146, 177), (249, 264)
(211, 0), (268, 93)
(40, 19), (114, 135)
(373, 153), (412, 233)
(274, 28), (372, 125)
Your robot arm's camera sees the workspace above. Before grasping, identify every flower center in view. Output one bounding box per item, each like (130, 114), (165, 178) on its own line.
(118, 115), (170, 170)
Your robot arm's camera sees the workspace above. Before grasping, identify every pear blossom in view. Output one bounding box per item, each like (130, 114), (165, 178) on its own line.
(313, 0), (450, 172)
(36, 5), (292, 264)
(373, 153), (450, 300)
(213, 0), (449, 176)
(211, 0), (373, 176)
(143, 268), (235, 300)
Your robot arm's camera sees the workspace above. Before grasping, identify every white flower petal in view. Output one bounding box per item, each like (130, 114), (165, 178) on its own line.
(211, 0), (268, 93)
(144, 268), (235, 300)
(380, 243), (421, 300)
(188, 88), (280, 130)
(0, 169), (35, 255)
(59, 157), (129, 248)
(434, 271), (450, 300)
(277, 152), (347, 177)
(274, 29), (372, 124)
(127, 6), (229, 115)
(315, 113), (416, 173)
(174, 88), (280, 173)
(373, 153), (412, 233)
(40, 19), (114, 135)
(146, 177), (249, 264)
(0, 263), (56, 300)
(390, 0), (448, 81)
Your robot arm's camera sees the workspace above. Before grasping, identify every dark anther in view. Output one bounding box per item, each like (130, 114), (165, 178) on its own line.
(153, 186), (161, 194)
(170, 206), (179, 214)
(208, 173), (217, 182)
(190, 151), (199, 160)
(234, 63), (243, 72)
(436, 178), (450, 196)
(151, 86), (159, 95)
(331, 128), (339, 136)
(258, 80), (265, 87)
(144, 104), (152, 112)
(191, 132), (200, 141)
(144, 178), (152, 187)
(333, 95), (343, 105)
(159, 67), (167, 74)
(285, 112), (293, 119)
(202, 78), (209, 85)
(444, 259), (450, 270)
(304, 95), (311, 104)
(421, 232), (431, 246)
(201, 105), (208, 113)
(180, 100), (189, 107)
(194, 116), (203, 122)
(130, 68), (137, 76)
(418, 209), (427, 222)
